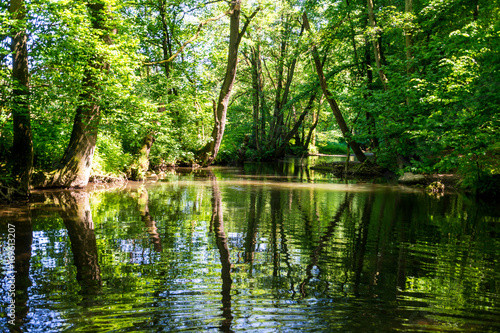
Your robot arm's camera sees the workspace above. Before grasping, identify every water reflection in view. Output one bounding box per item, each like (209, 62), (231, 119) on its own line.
(209, 172), (233, 332)
(53, 192), (102, 296)
(0, 166), (499, 332)
(12, 209), (32, 333)
(137, 189), (162, 253)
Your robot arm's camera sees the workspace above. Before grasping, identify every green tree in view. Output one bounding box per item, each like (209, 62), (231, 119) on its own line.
(197, 0), (259, 166)
(303, 11), (367, 163)
(44, 1), (115, 188)
(9, 0), (33, 194)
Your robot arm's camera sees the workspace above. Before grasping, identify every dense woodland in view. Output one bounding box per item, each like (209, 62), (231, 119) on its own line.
(1, 0), (499, 196)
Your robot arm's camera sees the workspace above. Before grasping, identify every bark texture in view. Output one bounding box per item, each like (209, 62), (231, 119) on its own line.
(198, 1), (259, 166)
(40, 1), (112, 188)
(9, 0), (33, 194)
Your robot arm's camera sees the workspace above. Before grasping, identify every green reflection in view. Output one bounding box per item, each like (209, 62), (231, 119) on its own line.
(0, 166), (499, 332)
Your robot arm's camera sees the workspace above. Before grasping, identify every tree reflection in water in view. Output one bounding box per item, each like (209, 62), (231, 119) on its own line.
(138, 188), (162, 252)
(209, 172), (234, 332)
(1, 166), (499, 332)
(54, 191), (102, 296)
(301, 193), (352, 297)
(10, 207), (32, 333)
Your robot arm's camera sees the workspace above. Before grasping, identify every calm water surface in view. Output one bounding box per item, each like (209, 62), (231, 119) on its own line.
(1, 160), (500, 332)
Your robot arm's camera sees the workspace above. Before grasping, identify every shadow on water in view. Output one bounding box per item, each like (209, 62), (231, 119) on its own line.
(0, 164), (500, 332)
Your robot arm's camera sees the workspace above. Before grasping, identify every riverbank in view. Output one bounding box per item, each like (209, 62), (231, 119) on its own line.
(310, 160), (463, 191)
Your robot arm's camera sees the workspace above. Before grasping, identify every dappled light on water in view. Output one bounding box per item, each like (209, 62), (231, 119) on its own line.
(1, 165), (500, 332)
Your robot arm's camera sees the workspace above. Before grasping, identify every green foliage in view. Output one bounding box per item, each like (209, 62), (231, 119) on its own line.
(92, 131), (132, 175)
(0, 0), (498, 193)
(316, 141), (348, 155)
(32, 118), (70, 170)
(315, 131), (348, 155)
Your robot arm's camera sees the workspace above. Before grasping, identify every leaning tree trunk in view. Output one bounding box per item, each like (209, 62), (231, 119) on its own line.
(250, 46), (261, 152)
(38, 1), (113, 188)
(197, 1), (241, 166)
(303, 13), (367, 163)
(9, 0), (33, 195)
(303, 94), (323, 152)
(197, 1), (259, 166)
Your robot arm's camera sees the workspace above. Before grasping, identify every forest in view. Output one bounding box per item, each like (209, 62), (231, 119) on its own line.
(1, 0), (499, 197)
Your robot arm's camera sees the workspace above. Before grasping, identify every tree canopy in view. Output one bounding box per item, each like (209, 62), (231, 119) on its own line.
(1, 0), (499, 195)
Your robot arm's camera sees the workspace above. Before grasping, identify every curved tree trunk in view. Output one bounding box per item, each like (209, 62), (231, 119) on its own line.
(40, 1), (113, 188)
(197, 1), (259, 166)
(9, 0), (33, 195)
(197, 1), (241, 166)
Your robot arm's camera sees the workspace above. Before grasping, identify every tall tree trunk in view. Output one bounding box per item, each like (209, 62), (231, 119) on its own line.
(250, 46), (261, 152)
(405, 0), (414, 77)
(367, 0), (388, 90)
(365, 37), (379, 150)
(257, 47), (267, 145)
(269, 19), (304, 151)
(198, 1), (258, 166)
(9, 0), (33, 194)
(269, 24), (285, 148)
(304, 94), (322, 152)
(42, 1), (113, 188)
(159, 0), (172, 78)
(303, 13), (367, 163)
(275, 92), (316, 157)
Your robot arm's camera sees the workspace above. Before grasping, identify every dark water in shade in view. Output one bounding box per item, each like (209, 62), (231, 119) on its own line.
(1, 160), (500, 332)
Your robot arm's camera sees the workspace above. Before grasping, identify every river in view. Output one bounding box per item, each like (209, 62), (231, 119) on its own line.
(1, 158), (500, 332)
